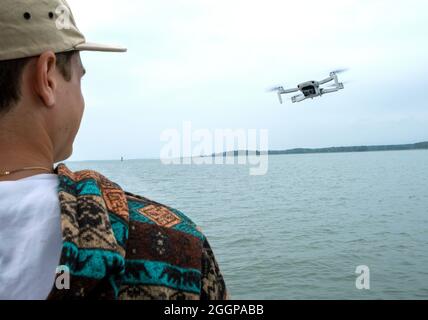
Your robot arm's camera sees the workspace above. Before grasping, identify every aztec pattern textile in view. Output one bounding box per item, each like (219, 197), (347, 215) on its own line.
(47, 164), (228, 300)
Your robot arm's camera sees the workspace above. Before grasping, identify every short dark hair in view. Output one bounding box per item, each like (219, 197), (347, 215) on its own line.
(0, 51), (76, 114)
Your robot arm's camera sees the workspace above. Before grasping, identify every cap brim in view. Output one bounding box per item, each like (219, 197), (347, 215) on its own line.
(74, 42), (127, 53)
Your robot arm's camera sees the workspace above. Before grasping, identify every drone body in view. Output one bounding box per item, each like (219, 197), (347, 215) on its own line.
(271, 70), (346, 104)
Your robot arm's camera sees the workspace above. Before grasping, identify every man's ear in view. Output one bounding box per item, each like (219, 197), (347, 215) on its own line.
(34, 51), (57, 107)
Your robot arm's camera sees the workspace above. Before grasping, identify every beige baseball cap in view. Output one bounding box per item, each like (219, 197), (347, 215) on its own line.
(0, 0), (127, 62)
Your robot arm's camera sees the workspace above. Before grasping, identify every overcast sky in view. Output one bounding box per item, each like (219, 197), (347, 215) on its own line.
(68, 0), (428, 160)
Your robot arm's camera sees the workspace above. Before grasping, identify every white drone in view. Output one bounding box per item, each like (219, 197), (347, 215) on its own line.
(269, 69), (347, 104)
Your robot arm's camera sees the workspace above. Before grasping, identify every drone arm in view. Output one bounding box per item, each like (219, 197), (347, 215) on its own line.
(318, 76), (334, 85)
(281, 87), (299, 94)
(276, 87), (299, 104)
(320, 87), (341, 95)
(277, 92), (283, 104)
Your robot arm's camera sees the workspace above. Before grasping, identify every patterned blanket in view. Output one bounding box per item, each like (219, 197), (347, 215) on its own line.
(47, 164), (228, 300)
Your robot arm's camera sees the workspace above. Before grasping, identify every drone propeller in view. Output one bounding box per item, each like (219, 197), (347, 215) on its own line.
(266, 86), (284, 93)
(331, 68), (349, 74)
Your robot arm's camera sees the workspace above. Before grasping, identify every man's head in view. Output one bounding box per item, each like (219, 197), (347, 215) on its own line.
(0, 51), (86, 162)
(0, 0), (125, 165)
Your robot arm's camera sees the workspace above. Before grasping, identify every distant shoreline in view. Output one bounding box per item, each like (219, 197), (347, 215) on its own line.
(68, 141), (428, 162)
(206, 141), (428, 157)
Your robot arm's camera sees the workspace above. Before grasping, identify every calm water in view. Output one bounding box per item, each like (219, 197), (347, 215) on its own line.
(67, 150), (428, 299)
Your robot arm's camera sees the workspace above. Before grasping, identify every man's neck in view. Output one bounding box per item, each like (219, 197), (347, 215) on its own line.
(0, 138), (55, 182)
(1, 89), (70, 180)
(0, 105), (59, 181)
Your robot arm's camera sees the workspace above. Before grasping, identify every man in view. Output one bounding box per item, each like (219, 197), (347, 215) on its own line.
(0, 0), (228, 300)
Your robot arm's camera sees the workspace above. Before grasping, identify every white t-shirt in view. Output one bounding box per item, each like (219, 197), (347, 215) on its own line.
(0, 174), (63, 300)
